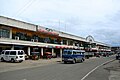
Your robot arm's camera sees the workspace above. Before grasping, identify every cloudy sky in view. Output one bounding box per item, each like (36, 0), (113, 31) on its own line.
(0, 0), (120, 46)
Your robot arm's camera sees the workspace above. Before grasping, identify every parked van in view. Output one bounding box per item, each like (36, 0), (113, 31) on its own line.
(62, 49), (85, 64)
(0, 50), (25, 62)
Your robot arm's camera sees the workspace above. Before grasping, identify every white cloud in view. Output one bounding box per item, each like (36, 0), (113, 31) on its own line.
(1, 0), (120, 46)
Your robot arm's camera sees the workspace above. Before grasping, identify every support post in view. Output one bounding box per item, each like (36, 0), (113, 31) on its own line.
(60, 49), (62, 58)
(52, 48), (54, 56)
(11, 45), (14, 50)
(67, 40), (69, 45)
(41, 48), (44, 56)
(28, 47), (30, 56)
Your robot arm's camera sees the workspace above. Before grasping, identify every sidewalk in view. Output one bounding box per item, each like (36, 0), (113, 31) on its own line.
(0, 58), (61, 73)
(104, 60), (120, 80)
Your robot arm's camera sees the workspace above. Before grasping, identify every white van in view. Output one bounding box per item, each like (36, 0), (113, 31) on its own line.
(0, 50), (25, 62)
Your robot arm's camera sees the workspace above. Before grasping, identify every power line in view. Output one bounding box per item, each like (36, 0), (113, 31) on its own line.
(14, 0), (35, 17)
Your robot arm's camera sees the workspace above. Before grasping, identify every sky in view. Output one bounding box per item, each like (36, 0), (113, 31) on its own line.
(0, 0), (120, 46)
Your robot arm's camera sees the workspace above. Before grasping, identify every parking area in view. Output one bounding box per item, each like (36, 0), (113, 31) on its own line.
(0, 58), (61, 73)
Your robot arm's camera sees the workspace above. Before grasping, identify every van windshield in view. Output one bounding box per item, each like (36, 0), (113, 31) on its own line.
(18, 51), (24, 55)
(63, 51), (72, 54)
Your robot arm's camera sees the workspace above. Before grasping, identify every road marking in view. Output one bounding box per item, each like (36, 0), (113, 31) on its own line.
(22, 79), (27, 80)
(80, 59), (115, 80)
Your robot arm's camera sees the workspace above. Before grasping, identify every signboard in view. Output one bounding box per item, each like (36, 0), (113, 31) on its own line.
(86, 35), (94, 43)
(37, 26), (59, 36)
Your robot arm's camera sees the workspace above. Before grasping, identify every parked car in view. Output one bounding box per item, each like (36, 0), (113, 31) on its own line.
(0, 50), (25, 62)
(96, 54), (100, 58)
(43, 52), (52, 59)
(31, 52), (40, 60)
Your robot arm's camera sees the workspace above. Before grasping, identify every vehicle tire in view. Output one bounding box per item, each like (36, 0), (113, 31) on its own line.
(82, 58), (85, 61)
(1, 57), (4, 62)
(72, 59), (76, 64)
(80, 59), (83, 63)
(64, 61), (67, 64)
(11, 59), (15, 63)
(19, 60), (23, 63)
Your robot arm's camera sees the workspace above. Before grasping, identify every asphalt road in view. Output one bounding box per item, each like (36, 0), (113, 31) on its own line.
(0, 56), (115, 80)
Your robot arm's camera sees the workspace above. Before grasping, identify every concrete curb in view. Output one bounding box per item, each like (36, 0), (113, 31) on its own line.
(103, 60), (120, 80)
(102, 59), (116, 66)
(81, 59), (116, 80)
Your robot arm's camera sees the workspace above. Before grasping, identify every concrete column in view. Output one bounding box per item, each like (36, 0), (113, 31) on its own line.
(41, 48), (44, 56)
(67, 40), (69, 45)
(11, 45), (14, 50)
(60, 49), (62, 58)
(10, 29), (12, 39)
(73, 42), (75, 46)
(52, 48), (54, 55)
(28, 47), (30, 56)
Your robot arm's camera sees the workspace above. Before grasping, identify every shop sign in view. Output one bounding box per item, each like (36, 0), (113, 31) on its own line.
(48, 45), (53, 48)
(60, 46), (64, 49)
(38, 28), (59, 36)
(55, 46), (60, 48)
(55, 46), (63, 49)
(86, 35), (94, 43)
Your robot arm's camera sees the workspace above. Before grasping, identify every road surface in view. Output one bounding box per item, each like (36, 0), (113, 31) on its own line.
(0, 56), (115, 80)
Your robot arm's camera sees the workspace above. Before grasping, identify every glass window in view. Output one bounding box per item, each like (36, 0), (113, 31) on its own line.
(73, 51), (76, 54)
(63, 51), (68, 54)
(68, 51), (72, 54)
(44, 37), (50, 43)
(0, 29), (2, 38)
(5, 51), (9, 55)
(54, 38), (58, 44)
(1, 51), (4, 54)
(76, 52), (81, 54)
(64, 50), (72, 54)
(81, 52), (84, 55)
(0, 28), (10, 38)
(16, 32), (27, 40)
(18, 51), (24, 55)
(10, 51), (16, 55)
(63, 40), (67, 45)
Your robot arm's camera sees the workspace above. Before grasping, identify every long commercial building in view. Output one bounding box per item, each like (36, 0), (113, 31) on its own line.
(0, 16), (111, 58)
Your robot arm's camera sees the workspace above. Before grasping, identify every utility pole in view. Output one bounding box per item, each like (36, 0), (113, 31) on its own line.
(65, 23), (66, 32)
(58, 20), (60, 31)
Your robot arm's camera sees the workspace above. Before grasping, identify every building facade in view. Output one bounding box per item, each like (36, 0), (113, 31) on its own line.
(0, 16), (111, 58)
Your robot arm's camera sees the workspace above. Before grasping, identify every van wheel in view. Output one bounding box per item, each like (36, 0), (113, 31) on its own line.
(1, 58), (4, 62)
(11, 59), (15, 63)
(64, 61), (67, 64)
(82, 58), (85, 61)
(19, 60), (23, 63)
(80, 59), (83, 63)
(72, 59), (76, 64)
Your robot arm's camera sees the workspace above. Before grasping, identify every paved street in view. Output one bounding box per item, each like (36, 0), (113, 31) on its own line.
(104, 60), (120, 80)
(0, 58), (61, 73)
(0, 56), (115, 80)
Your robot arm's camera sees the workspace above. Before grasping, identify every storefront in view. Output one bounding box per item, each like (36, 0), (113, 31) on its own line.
(0, 16), (112, 60)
